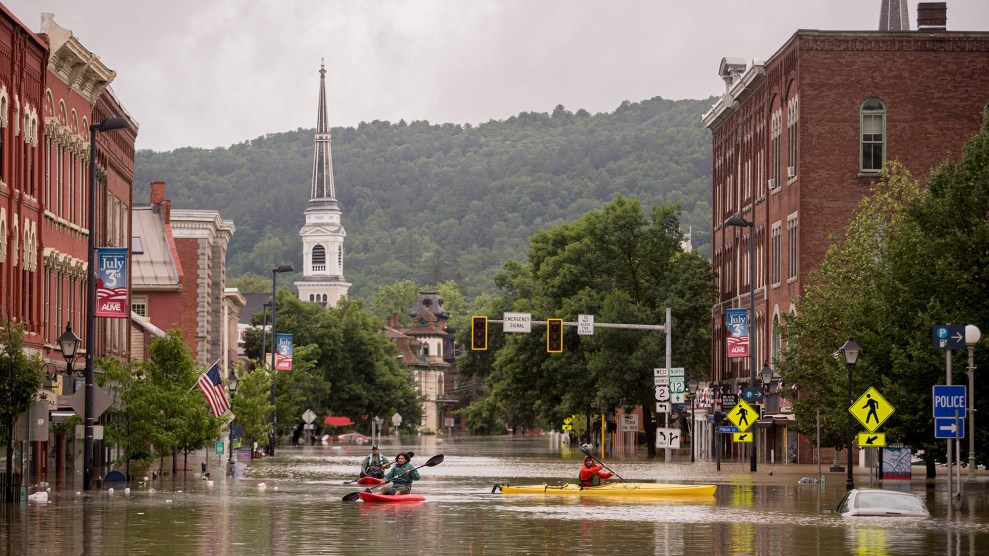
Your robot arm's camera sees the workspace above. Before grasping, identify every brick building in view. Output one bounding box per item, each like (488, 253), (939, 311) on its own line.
(704, 2), (989, 464)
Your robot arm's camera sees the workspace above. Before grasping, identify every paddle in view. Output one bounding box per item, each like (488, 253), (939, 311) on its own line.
(342, 454), (444, 501)
(580, 445), (625, 482)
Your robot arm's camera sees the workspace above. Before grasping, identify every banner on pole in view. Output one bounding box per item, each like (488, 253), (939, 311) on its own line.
(726, 308), (749, 358)
(275, 333), (293, 371)
(96, 247), (128, 318)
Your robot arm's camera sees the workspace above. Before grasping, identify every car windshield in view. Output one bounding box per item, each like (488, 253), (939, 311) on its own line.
(855, 491), (926, 512)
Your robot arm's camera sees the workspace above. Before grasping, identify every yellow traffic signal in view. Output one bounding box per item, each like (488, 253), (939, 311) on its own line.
(471, 316), (488, 350)
(547, 318), (563, 353)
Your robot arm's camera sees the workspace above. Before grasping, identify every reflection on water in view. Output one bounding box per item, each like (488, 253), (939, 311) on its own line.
(2, 437), (988, 555)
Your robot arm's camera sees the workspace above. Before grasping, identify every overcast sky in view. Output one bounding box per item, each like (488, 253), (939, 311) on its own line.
(6, 0), (988, 152)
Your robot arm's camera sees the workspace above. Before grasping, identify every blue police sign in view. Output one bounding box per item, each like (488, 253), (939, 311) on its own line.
(932, 385), (966, 418)
(934, 417), (965, 439)
(932, 324), (965, 350)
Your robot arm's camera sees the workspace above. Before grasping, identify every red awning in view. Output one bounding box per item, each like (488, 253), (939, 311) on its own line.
(324, 416), (355, 427)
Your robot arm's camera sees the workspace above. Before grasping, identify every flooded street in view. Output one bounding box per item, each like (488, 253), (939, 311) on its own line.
(3, 436), (988, 555)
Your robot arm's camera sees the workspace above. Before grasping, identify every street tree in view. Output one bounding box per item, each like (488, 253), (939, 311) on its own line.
(0, 320), (43, 502)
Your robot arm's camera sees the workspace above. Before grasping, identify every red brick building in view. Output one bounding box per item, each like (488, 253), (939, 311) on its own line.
(704, 3), (989, 464)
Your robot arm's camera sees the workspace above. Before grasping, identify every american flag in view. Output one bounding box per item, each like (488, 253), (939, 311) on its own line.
(197, 363), (230, 417)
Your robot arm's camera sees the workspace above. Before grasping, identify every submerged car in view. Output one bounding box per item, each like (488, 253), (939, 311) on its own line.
(336, 433), (371, 443)
(834, 489), (930, 517)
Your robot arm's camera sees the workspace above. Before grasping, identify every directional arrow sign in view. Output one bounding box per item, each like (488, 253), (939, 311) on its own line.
(733, 432), (752, 443)
(935, 418), (965, 439)
(857, 432), (886, 447)
(932, 324), (965, 350)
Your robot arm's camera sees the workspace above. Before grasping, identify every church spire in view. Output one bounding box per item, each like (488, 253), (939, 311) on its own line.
(310, 59), (337, 204)
(879, 0), (910, 31)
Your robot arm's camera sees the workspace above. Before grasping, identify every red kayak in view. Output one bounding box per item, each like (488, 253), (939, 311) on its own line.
(356, 477), (384, 486)
(357, 492), (425, 503)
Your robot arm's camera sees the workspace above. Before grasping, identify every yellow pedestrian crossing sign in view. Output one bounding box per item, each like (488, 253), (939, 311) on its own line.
(858, 432), (886, 448)
(725, 399), (756, 432)
(733, 432), (753, 443)
(849, 387), (894, 433)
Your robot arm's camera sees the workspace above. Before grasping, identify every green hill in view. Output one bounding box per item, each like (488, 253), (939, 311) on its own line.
(133, 96), (714, 300)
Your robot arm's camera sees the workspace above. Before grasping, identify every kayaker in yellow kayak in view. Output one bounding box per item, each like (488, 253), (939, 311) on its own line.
(368, 452), (420, 495)
(579, 455), (613, 486)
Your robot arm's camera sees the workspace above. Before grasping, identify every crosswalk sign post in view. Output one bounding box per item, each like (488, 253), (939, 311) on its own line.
(725, 399), (756, 432)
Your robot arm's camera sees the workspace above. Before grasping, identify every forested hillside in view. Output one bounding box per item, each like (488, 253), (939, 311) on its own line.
(133, 96), (714, 300)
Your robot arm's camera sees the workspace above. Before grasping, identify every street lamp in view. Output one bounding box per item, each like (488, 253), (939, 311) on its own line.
(725, 213), (757, 472)
(85, 115), (130, 491)
(227, 368), (239, 468)
(268, 264), (294, 457)
(687, 378), (698, 463)
(840, 335), (861, 491)
(760, 363), (774, 394)
(966, 325), (981, 478)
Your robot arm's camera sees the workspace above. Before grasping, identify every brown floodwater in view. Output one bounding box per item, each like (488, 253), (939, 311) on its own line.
(2, 436), (987, 555)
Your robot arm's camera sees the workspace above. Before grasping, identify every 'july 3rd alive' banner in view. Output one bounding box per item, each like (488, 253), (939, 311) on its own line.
(96, 247), (128, 318)
(275, 333), (293, 371)
(726, 308), (749, 359)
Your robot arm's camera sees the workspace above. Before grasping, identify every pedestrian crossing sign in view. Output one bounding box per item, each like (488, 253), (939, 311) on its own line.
(849, 386), (894, 433)
(725, 399), (756, 432)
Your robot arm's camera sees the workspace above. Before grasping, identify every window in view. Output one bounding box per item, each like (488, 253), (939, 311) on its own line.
(312, 245), (326, 272)
(860, 98), (886, 172)
(787, 96), (799, 180)
(132, 298), (147, 317)
(772, 314), (781, 362)
(787, 213), (798, 281)
(771, 223), (782, 286)
(771, 109), (782, 189)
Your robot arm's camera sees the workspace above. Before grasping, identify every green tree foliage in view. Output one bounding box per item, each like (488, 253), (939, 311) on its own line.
(134, 97), (715, 301)
(231, 363), (273, 453)
(459, 197), (715, 454)
(1, 320), (43, 496)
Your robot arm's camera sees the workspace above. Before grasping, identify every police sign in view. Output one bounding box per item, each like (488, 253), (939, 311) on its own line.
(933, 385), (966, 418)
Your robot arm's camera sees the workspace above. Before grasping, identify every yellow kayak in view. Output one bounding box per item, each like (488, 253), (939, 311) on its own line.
(497, 482), (716, 496)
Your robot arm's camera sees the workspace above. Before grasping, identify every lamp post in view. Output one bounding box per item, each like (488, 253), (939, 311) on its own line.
(227, 369), (239, 468)
(725, 214), (757, 472)
(268, 264), (294, 457)
(85, 116), (130, 491)
(966, 325), (981, 478)
(840, 335), (861, 491)
(760, 363), (774, 463)
(687, 378), (698, 463)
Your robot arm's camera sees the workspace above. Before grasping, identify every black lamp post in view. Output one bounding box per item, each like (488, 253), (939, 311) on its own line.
(687, 378), (698, 463)
(840, 335), (861, 491)
(85, 116), (130, 491)
(268, 264), (294, 457)
(227, 369), (239, 466)
(725, 213), (757, 472)
(760, 364), (774, 397)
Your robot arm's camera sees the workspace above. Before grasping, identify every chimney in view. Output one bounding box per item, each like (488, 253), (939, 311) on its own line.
(150, 180), (166, 205)
(917, 2), (947, 31)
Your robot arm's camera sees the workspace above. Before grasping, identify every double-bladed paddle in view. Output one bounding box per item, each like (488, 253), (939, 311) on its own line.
(580, 445), (625, 482)
(342, 454), (444, 501)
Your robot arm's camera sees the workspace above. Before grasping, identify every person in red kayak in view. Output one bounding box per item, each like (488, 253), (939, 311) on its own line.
(360, 446), (390, 479)
(579, 455), (612, 487)
(370, 452), (419, 495)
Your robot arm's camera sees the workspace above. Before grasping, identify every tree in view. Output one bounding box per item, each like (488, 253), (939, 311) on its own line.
(231, 364), (273, 455)
(1, 320), (43, 502)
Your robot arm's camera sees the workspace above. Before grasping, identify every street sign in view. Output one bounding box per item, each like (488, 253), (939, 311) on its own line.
(577, 314), (594, 335)
(932, 324), (965, 350)
(932, 385), (966, 418)
(741, 386), (763, 404)
(669, 367), (685, 377)
(670, 378), (686, 394)
(655, 385), (670, 402)
(655, 402), (671, 414)
(717, 425), (739, 434)
(503, 312), (532, 333)
(935, 418), (965, 439)
(619, 413), (639, 432)
(858, 432), (886, 447)
(302, 409), (316, 424)
(725, 399), (756, 432)
(733, 432), (753, 443)
(654, 375), (669, 386)
(656, 427), (681, 448)
(671, 392), (686, 404)
(215, 441), (225, 455)
(721, 393), (738, 410)
(849, 387), (894, 433)
(654, 368), (669, 378)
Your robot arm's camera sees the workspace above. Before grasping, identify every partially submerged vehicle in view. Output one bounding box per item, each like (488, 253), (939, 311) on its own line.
(833, 488), (929, 517)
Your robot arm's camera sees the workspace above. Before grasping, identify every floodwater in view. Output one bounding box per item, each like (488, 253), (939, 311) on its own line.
(3, 436), (988, 555)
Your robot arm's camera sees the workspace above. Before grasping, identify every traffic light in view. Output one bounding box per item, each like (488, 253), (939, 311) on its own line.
(547, 318), (563, 353)
(470, 316), (488, 350)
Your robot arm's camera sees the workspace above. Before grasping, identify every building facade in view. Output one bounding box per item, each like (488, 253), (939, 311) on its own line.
(296, 61), (350, 306)
(705, 2), (989, 464)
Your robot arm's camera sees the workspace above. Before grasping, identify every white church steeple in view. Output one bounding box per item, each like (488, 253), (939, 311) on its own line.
(296, 60), (351, 306)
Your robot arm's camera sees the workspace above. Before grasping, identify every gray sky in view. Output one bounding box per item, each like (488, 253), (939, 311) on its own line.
(7, 0), (988, 152)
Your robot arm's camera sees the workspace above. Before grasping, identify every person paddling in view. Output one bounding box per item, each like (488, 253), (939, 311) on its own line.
(369, 452), (419, 495)
(360, 445), (390, 479)
(578, 455), (612, 487)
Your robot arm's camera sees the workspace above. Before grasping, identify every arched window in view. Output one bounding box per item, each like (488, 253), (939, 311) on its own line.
(771, 314), (781, 362)
(312, 245), (326, 272)
(860, 98), (886, 172)
(309, 294), (315, 302)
